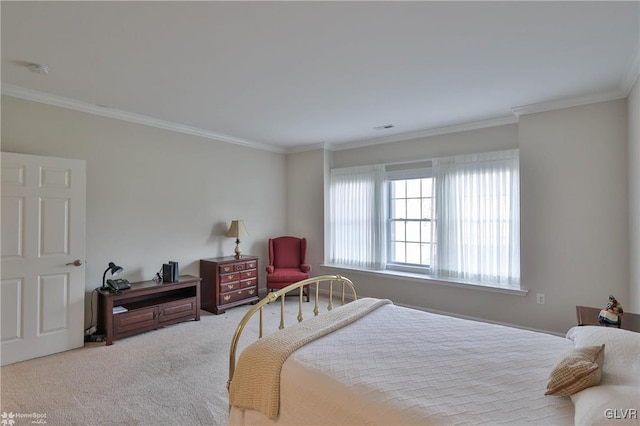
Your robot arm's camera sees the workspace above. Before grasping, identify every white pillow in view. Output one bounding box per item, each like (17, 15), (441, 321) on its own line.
(566, 326), (640, 386)
(571, 385), (640, 425)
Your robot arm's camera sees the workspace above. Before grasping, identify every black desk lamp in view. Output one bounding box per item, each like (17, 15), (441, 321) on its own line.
(101, 262), (123, 290)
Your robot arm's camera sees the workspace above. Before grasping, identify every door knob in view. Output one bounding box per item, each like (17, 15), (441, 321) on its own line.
(66, 259), (83, 266)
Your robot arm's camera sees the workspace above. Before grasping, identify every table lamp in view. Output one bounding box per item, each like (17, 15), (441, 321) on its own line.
(101, 261), (123, 290)
(226, 220), (248, 259)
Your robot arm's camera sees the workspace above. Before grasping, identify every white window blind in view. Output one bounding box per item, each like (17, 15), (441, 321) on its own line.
(329, 164), (386, 269)
(431, 149), (520, 285)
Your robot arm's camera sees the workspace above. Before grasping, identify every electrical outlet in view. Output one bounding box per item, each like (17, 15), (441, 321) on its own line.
(536, 293), (545, 305)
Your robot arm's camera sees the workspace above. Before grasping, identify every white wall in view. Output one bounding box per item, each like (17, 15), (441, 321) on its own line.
(284, 149), (326, 269)
(287, 101), (630, 334)
(519, 100), (629, 331)
(1, 95), (287, 327)
(629, 76), (640, 313)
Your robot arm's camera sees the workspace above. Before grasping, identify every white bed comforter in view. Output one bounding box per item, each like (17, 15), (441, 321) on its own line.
(229, 303), (575, 425)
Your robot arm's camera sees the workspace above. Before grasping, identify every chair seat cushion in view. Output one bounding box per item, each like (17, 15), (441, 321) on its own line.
(267, 269), (310, 283)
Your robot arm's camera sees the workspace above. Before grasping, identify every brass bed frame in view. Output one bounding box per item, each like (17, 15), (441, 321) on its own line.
(228, 275), (357, 390)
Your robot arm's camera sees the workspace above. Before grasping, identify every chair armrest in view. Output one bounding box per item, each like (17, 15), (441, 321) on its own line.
(266, 265), (274, 274)
(301, 264), (311, 273)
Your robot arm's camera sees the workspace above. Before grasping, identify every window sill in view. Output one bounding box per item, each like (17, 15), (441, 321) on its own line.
(320, 264), (528, 296)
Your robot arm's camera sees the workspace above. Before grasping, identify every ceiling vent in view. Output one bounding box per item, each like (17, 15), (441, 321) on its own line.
(373, 124), (394, 130)
(26, 63), (49, 74)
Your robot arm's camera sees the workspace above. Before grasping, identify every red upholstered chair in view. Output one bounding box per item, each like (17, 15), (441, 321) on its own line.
(266, 236), (311, 301)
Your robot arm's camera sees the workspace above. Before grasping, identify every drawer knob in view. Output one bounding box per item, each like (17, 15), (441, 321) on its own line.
(223, 295), (231, 301)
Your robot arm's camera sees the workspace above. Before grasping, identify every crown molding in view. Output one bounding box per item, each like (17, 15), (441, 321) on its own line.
(0, 84), (286, 154)
(511, 89), (627, 118)
(621, 42), (640, 96)
(327, 116), (519, 152)
(285, 142), (330, 154)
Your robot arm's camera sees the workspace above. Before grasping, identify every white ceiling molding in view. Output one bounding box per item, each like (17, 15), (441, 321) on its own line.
(0, 84), (286, 154)
(285, 142), (330, 154)
(327, 116), (520, 152)
(621, 42), (640, 96)
(511, 90), (627, 118)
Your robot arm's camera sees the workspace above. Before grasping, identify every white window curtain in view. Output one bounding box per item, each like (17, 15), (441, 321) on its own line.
(431, 149), (520, 286)
(329, 164), (386, 269)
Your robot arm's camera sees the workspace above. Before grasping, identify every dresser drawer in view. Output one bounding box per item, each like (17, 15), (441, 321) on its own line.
(245, 260), (257, 270)
(240, 269), (257, 280)
(220, 272), (240, 285)
(220, 287), (257, 305)
(241, 278), (257, 289)
(219, 264), (235, 274)
(220, 281), (241, 292)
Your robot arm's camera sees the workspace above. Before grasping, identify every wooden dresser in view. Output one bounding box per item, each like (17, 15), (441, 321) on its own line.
(200, 255), (259, 314)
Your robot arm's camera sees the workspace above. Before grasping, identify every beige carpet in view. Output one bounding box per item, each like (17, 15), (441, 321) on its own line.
(1, 296), (326, 425)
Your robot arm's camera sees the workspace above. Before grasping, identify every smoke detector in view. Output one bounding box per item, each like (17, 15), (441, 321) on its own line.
(27, 63), (49, 74)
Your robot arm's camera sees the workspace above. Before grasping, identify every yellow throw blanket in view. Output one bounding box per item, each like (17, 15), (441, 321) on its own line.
(228, 297), (392, 419)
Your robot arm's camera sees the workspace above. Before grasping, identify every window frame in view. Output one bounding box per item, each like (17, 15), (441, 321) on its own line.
(385, 167), (434, 275)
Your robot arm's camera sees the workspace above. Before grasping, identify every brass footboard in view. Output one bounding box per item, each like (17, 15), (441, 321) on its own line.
(228, 275), (357, 390)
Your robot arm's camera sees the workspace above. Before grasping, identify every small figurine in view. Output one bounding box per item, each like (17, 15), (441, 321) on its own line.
(599, 295), (624, 326)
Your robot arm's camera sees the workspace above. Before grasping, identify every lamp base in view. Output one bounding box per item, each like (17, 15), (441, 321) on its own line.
(234, 239), (241, 259)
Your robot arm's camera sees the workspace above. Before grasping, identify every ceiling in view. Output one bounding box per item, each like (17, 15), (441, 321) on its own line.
(2, 1), (639, 153)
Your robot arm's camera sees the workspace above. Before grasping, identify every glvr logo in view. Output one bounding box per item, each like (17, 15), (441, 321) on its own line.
(605, 409), (638, 420)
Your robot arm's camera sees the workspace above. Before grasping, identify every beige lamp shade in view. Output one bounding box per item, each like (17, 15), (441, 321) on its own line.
(226, 220), (248, 238)
(226, 220), (248, 258)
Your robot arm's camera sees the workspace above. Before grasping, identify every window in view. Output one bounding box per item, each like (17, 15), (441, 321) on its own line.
(431, 150), (520, 285)
(328, 149), (520, 288)
(387, 170), (434, 272)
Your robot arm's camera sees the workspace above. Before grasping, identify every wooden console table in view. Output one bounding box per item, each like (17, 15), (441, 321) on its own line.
(97, 275), (201, 345)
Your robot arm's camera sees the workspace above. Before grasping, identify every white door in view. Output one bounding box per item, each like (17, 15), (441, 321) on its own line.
(1, 152), (86, 366)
